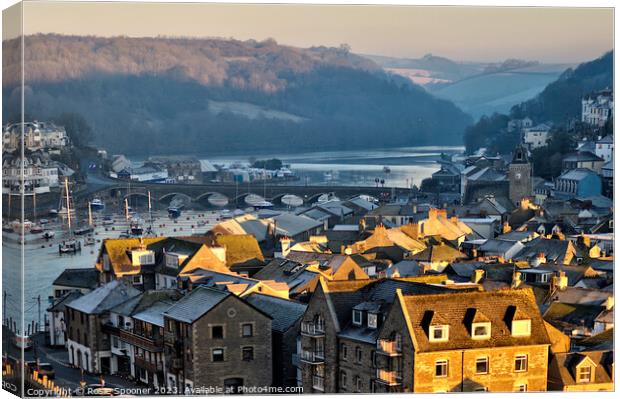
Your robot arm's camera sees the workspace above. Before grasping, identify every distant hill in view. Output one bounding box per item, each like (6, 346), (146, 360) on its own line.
(510, 51), (613, 123)
(365, 53), (573, 119)
(463, 51), (613, 154)
(2, 34), (472, 155)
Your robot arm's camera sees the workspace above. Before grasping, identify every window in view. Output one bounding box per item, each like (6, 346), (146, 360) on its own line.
(515, 355), (528, 372)
(515, 384), (527, 392)
(472, 323), (491, 340)
(212, 348), (224, 362)
(435, 360), (448, 378)
(474, 387), (488, 392)
(430, 325), (449, 342)
(341, 344), (348, 360)
(577, 366), (592, 383)
(242, 323), (253, 337)
(355, 347), (362, 363)
(242, 347), (254, 361)
(368, 313), (378, 329)
(132, 275), (143, 284)
(352, 310), (362, 326)
(475, 357), (488, 374)
(340, 371), (347, 388)
(211, 325), (224, 339)
(511, 320), (531, 337)
(355, 376), (362, 392)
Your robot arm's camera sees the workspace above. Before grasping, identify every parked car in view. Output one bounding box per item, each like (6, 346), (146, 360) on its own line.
(11, 334), (33, 350)
(25, 361), (55, 379)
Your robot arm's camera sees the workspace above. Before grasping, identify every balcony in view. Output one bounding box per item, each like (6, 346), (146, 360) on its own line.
(312, 375), (325, 391)
(119, 329), (163, 352)
(101, 322), (120, 336)
(377, 339), (402, 356)
(375, 369), (402, 386)
(301, 322), (325, 337)
(134, 356), (164, 374)
(299, 350), (325, 365)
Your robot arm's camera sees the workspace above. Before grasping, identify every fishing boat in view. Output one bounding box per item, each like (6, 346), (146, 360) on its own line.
(129, 217), (144, 236)
(30, 224), (44, 234)
(167, 206), (182, 218)
(59, 238), (81, 254)
(42, 230), (56, 240)
(74, 226), (94, 236)
(39, 218), (49, 225)
(89, 198), (105, 211)
(84, 236), (96, 246)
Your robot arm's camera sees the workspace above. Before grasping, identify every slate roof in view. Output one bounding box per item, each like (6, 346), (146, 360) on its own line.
(245, 293), (307, 332)
(515, 238), (575, 264)
(272, 213), (323, 237)
(496, 231), (538, 243)
(253, 258), (319, 295)
(133, 300), (174, 327)
(551, 287), (613, 307)
(549, 350), (614, 386)
(163, 286), (230, 323)
(410, 243), (467, 263)
(577, 328), (613, 351)
(386, 260), (422, 278)
(543, 302), (603, 330)
(558, 168), (599, 182)
(53, 268), (100, 290)
(479, 239), (524, 256)
(214, 234), (265, 267)
(562, 151), (604, 162)
(67, 280), (142, 315)
(48, 291), (83, 313)
(402, 288), (550, 352)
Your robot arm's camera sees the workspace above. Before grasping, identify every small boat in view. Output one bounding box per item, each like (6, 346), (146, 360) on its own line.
(168, 207), (182, 218)
(2, 224), (14, 233)
(10, 219), (33, 234)
(89, 198), (105, 211)
(129, 217), (144, 236)
(74, 226), (94, 236)
(59, 239), (81, 254)
(220, 209), (233, 219)
(102, 216), (114, 226)
(383, 166), (391, 174)
(30, 225), (44, 234)
(48, 209), (58, 216)
(84, 236), (96, 246)
(119, 231), (130, 239)
(254, 200), (274, 209)
(42, 231), (56, 240)
(39, 219), (49, 225)
(197, 220), (208, 227)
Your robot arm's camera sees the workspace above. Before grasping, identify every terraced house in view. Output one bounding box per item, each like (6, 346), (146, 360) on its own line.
(376, 288), (551, 392)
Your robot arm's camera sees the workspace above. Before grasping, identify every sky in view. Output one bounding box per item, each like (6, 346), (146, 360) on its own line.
(2, 1), (615, 63)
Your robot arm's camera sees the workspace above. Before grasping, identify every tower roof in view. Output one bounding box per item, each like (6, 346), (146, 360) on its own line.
(511, 146), (530, 164)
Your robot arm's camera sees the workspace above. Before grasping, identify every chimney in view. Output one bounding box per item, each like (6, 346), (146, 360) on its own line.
(512, 271), (522, 288)
(471, 269), (485, 284)
(502, 222), (512, 234)
(280, 236), (292, 258)
(552, 271), (568, 291)
(359, 218), (366, 233)
(605, 296), (614, 311)
(531, 252), (546, 267)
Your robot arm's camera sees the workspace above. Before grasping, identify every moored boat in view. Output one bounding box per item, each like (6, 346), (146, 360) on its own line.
(89, 198), (105, 211)
(59, 239), (81, 254)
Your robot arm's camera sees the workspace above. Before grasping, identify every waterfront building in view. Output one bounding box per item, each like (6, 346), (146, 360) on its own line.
(554, 169), (602, 199)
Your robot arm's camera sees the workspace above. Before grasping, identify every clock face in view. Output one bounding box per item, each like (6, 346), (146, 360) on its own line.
(515, 172), (522, 180)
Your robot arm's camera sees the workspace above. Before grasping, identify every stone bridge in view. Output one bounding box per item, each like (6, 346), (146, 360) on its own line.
(77, 181), (411, 208)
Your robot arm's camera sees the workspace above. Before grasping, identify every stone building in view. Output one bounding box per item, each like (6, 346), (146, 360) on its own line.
(376, 288), (551, 392)
(64, 280), (142, 373)
(162, 286), (272, 393)
(298, 278), (468, 393)
(508, 145), (533, 206)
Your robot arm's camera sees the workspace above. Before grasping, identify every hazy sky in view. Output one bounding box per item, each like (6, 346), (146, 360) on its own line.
(8, 2), (615, 63)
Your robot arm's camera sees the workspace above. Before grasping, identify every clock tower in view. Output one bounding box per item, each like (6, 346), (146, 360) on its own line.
(508, 145), (532, 206)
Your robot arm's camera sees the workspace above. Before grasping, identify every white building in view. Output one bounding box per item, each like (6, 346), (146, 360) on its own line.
(523, 123), (551, 150)
(582, 89), (613, 127)
(3, 121), (68, 152)
(595, 135), (613, 162)
(2, 152), (57, 195)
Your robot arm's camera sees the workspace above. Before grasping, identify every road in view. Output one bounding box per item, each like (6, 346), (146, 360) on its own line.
(4, 329), (145, 393)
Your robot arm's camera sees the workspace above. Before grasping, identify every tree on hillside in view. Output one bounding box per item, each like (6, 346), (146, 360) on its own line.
(53, 112), (93, 148)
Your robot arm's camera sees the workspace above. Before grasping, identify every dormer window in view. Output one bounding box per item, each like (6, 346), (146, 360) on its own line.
(472, 322), (491, 340)
(367, 313), (378, 329)
(429, 325), (449, 342)
(509, 306), (532, 337)
(352, 310), (362, 326)
(577, 365), (592, 383)
(166, 253), (179, 268)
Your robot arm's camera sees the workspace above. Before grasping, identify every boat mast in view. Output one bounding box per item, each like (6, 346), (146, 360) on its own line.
(124, 198), (129, 221)
(65, 177), (72, 231)
(148, 190), (153, 229)
(88, 201), (93, 227)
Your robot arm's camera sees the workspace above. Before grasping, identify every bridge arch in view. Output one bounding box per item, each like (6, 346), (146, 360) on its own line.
(158, 192), (193, 206)
(195, 192), (229, 207)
